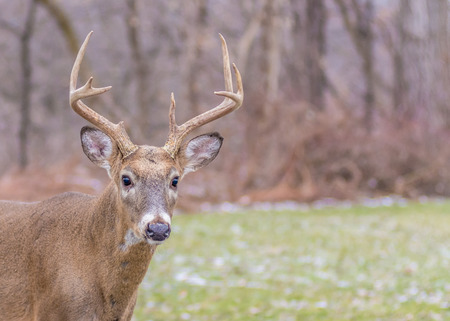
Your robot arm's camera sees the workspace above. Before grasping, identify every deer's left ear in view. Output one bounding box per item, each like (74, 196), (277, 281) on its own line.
(178, 132), (223, 177)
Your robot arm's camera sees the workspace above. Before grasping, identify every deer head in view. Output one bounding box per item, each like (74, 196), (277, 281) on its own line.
(69, 32), (243, 246)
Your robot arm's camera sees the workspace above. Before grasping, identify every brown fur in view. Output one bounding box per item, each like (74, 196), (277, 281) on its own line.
(0, 133), (222, 321)
(2, 31), (241, 320)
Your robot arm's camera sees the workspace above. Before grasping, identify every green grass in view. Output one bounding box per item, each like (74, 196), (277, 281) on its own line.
(133, 201), (450, 321)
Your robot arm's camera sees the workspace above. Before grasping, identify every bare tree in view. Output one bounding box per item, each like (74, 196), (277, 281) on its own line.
(335, 0), (375, 131)
(392, 0), (409, 117)
(125, 0), (151, 137)
(185, 0), (209, 115)
(18, 0), (37, 169)
(1, 0), (450, 202)
(237, 2), (263, 78)
(37, 0), (79, 55)
(260, 0), (282, 115)
(305, 0), (327, 110)
(426, 0), (450, 126)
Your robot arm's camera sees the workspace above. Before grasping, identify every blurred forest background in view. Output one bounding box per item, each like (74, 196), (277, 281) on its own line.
(0, 0), (449, 207)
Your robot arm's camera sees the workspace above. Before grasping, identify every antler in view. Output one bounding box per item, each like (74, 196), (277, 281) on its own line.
(163, 34), (244, 158)
(70, 31), (138, 158)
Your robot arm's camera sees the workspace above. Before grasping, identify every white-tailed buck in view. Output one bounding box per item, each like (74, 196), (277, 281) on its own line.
(0, 32), (243, 321)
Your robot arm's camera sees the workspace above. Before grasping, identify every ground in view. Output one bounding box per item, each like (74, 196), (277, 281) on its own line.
(133, 200), (450, 321)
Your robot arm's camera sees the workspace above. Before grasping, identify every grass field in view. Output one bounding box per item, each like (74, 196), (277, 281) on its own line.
(133, 201), (450, 321)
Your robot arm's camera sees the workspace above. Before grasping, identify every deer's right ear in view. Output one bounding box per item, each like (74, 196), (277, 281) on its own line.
(80, 126), (116, 173)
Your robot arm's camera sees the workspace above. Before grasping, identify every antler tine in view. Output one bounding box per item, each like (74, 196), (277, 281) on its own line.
(163, 34), (244, 158)
(70, 31), (138, 158)
(220, 34), (233, 93)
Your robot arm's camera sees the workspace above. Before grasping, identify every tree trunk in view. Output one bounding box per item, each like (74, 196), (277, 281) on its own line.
(37, 0), (79, 55)
(335, 0), (375, 132)
(261, 0), (282, 116)
(186, 0), (208, 115)
(18, 0), (37, 169)
(126, 0), (151, 138)
(426, 0), (450, 127)
(360, 1), (375, 131)
(305, 0), (327, 110)
(392, 0), (409, 117)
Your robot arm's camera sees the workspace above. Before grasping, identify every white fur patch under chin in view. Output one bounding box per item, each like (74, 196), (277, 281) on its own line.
(146, 239), (165, 245)
(119, 229), (144, 252)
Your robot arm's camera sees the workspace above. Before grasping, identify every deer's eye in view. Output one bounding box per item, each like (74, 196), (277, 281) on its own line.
(171, 176), (179, 188)
(122, 175), (132, 187)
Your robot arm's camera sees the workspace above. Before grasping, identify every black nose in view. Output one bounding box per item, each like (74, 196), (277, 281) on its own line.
(146, 223), (171, 241)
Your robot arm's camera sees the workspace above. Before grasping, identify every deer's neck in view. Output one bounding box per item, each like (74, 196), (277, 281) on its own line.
(89, 182), (156, 310)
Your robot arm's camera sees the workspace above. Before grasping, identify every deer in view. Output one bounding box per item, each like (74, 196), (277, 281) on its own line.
(0, 31), (243, 321)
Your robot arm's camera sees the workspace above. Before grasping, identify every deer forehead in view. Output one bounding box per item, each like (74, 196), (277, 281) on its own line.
(121, 146), (180, 178)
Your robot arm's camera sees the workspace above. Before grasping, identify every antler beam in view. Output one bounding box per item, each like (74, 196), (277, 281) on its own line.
(163, 34), (244, 158)
(70, 31), (138, 158)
